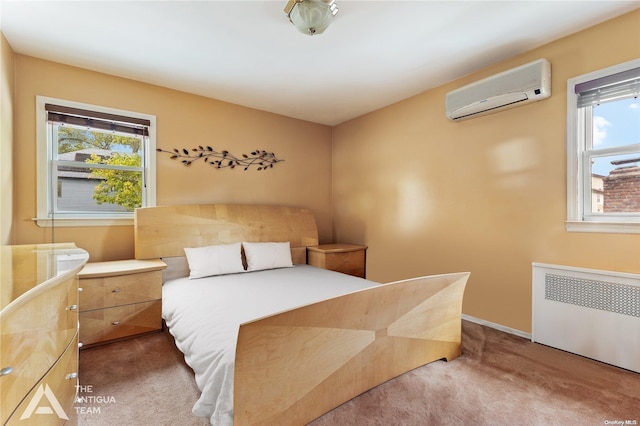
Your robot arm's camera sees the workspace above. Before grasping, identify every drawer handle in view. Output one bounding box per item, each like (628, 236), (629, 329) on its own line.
(67, 304), (78, 311)
(112, 288), (120, 293)
(78, 342), (84, 348)
(65, 372), (78, 380)
(78, 287), (83, 292)
(1, 367), (13, 376)
(112, 321), (120, 325)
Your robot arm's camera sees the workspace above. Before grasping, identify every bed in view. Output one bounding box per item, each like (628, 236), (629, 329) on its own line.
(134, 204), (469, 425)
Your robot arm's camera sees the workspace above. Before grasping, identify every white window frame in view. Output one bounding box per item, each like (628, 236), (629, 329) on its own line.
(35, 96), (156, 227)
(566, 58), (640, 234)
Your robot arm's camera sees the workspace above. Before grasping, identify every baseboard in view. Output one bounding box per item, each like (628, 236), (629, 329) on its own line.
(462, 314), (532, 340)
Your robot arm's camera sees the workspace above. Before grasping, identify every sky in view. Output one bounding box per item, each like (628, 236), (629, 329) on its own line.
(592, 96), (640, 176)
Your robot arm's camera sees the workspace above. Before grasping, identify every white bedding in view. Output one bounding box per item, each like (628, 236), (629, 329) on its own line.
(162, 264), (379, 425)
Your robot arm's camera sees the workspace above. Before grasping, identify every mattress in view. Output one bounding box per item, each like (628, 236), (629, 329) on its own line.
(162, 264), (379, 425)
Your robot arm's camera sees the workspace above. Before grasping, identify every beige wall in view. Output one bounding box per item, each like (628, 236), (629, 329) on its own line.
(332, 10), (640, 333)
(5, 9), (640, 331)
(0, 33), (14, 245)
(12, 56), (333, 261)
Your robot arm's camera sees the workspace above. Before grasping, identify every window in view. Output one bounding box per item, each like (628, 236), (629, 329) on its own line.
(36, 97), (156, 227)
(566, 59), (640, 234)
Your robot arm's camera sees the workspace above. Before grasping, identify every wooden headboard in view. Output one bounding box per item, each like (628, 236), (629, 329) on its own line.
(134, 204), (319, 264)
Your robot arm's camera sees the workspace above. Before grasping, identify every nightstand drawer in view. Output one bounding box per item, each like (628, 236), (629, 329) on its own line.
(79, 300), (162, 346)
(307, 244), (367, 278)
(77, 259), (165, 348)
(79, 270), (162, 311)
(323, 250), (365, 275)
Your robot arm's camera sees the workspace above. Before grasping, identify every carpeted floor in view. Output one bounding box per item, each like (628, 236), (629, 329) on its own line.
(74, 321), (639, 425)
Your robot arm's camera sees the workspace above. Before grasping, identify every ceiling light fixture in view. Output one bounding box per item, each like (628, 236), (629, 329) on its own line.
(284, 0), (338, 36)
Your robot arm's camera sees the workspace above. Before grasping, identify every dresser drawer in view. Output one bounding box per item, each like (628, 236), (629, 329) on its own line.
(79, 270), (162, 311)
(0, 275), (78, 420)
(6, 334), (79, 425)
(79, 300), (162, 346)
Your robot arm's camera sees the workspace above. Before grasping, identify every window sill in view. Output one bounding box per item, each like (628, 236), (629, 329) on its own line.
(34, 217), (133, 227)
(566, 221), (640, 234)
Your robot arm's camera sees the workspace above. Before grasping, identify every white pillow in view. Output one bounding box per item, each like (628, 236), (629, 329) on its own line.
(242, 242), (293, 272)
(183, 242), (245, 279)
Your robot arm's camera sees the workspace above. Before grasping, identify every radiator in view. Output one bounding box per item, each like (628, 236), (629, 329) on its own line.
(532, 262), (640, 373)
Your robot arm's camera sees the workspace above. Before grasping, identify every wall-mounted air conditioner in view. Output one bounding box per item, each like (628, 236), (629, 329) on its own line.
(445, 58), (551, 121)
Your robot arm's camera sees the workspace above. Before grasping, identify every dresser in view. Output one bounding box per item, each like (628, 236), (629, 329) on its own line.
(307, 244), (368, 278)
(78, 259), (166, 347)
(0, 243), (88, 425)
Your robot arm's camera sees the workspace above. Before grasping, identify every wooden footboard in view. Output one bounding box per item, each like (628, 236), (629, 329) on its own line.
(234, 271), (470, 425)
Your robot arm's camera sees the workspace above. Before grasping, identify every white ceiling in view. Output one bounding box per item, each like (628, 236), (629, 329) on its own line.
(1, 1), (638, 125)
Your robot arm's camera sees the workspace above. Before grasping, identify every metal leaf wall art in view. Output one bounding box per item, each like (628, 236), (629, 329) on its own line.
(157, 146), (283, 171)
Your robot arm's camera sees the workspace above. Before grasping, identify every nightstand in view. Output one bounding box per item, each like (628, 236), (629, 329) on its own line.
(78, 259), (166, 348)
(307, 244), (367, 278)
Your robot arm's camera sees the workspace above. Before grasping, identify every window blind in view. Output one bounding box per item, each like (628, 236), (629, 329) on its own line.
(45, 103), (150, 136)
(576, 67), (640, 107)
